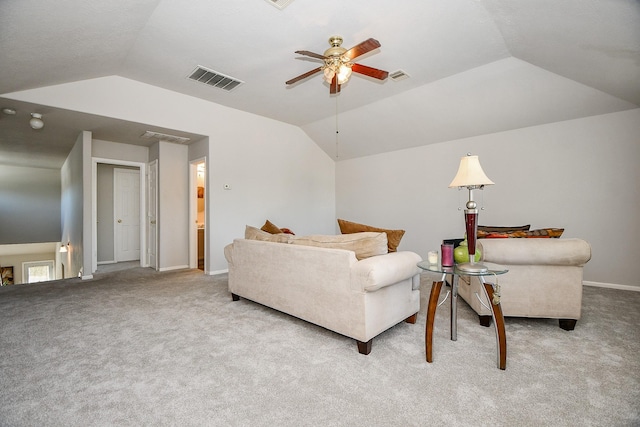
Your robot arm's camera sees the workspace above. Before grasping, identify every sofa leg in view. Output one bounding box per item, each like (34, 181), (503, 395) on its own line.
(231, 293), (240, 301)
(357, 340), (372, 355)
(405, 313), (418, 324)
(479, 315), (492, 327)
(559, 319), (577, 331)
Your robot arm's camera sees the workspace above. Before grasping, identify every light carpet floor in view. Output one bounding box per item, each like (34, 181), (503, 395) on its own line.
(0, 267), (638, 426)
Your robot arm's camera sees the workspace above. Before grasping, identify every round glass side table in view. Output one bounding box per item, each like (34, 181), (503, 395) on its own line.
(417, 261), (509, 370)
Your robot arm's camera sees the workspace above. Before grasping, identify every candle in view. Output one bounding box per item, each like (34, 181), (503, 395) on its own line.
(441, 243), (454, 266)
(427, 251), (438, 264)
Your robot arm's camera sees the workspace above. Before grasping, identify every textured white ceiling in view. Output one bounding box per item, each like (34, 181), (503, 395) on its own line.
(0, 0), (638, 167)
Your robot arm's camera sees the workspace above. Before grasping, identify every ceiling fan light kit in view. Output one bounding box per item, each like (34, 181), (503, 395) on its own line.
(286, 36), (389, 94)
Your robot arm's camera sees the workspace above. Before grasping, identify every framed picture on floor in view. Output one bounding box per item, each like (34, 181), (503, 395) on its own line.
(1, 266), (14, 286)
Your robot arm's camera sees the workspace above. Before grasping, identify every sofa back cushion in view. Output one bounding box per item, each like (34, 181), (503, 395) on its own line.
(245, 225), (292, 243)
(337, 218), (405, 253)
(290, 232), (388, 260)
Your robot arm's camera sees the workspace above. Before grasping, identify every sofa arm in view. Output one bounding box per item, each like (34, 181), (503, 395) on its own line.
(223, 243), (234, 267)
(480, 238), (591, 266)
(351, 251), (422, 292)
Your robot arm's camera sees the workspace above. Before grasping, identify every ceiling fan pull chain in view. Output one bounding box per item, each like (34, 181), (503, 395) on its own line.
(335, 95), (340, 159)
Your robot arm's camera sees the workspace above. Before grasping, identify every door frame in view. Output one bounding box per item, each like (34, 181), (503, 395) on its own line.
(147, 159), (158, 271)
(92, 158), (147, 274)
(189, 157), (207, 270)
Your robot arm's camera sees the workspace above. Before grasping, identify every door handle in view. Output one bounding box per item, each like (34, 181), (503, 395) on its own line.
(117, 219), (122, 223)
(150, 220), (156, 224)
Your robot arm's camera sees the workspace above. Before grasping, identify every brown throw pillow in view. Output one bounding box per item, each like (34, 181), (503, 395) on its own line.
(261, 220), (284, 234)
(337, 218), (405, 252)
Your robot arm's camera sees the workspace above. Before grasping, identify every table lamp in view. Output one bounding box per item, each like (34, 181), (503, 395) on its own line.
(449, 154), (494, 273)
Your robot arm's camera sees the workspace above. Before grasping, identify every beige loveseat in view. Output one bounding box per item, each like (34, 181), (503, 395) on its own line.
(458, 238), (592, 330)
(224, 228), (422, 355)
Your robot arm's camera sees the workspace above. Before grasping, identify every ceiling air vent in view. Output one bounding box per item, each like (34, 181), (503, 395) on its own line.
(141, 131), (191, 145)
(187, 66), (244, 91)
(264, 0), (295, 10)
(389, 70), (410, 81)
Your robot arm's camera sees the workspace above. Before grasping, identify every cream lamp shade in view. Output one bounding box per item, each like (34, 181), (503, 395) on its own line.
(449, 155), (494, 188)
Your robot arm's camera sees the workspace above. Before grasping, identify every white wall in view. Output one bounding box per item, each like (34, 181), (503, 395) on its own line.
(60, 132), (87, 278)
(6, 77), (336, 272)
(337, 109), (640, 289)
(158, 141), (189, 270)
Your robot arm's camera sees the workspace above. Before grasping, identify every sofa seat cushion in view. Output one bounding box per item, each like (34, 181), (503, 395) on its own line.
(290, 232), (387, 260)
(480, 238), (591, 266)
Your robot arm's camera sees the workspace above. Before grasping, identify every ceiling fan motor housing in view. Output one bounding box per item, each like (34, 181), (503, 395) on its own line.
(324, 36), (347, 57)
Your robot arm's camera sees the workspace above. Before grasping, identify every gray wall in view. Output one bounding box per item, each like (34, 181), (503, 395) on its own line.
(336, 109), (640, 289)
(0, 165), (61, 244)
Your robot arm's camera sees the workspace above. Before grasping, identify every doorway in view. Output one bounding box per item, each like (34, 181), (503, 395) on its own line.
(92, 158), (147, 275)
(190, 159), (206, 271)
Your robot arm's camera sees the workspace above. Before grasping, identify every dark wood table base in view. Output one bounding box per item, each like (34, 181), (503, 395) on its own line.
(425, 278), (507, 370)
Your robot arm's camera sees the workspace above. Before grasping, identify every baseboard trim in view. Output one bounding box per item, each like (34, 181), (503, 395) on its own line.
(584, 281), (640, 292)
(158, 265), (190, 272)
(97, 260), (116, 265)
(208, 268), (228, 276)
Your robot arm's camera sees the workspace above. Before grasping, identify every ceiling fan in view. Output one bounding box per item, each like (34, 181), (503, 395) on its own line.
(285, 36), (389, 94)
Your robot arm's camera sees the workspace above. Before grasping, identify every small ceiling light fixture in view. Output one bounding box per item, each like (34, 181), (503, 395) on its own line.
(29, 113), (44, 130)
(2, 108), (17, 115)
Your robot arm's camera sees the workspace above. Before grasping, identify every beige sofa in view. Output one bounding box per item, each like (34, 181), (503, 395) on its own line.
(224, 231), (422, 355)
(458, 238), (592, 330)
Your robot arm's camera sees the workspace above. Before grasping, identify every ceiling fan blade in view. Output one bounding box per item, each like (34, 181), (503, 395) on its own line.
(351, 63), (389, 80)
(343, 38), (382, 60)
(329, 75), (341, 94)
(295, 50), (327, 60)
(286, 67), (323, 85)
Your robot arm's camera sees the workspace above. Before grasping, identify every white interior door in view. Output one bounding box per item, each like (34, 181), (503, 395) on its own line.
(114, 168), (141, 262)
(147, 160), (158, 270)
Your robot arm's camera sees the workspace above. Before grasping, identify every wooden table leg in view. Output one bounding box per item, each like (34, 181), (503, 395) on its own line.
(483, 282), (507, 370)
(425, 280), (443, 363)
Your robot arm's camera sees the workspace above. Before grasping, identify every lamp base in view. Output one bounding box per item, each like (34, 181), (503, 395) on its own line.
(456, 262), (489, 273)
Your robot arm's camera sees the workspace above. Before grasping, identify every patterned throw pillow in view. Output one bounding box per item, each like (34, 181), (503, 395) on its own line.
(477, 224), (530, 233)
(481, 228), (564, 239)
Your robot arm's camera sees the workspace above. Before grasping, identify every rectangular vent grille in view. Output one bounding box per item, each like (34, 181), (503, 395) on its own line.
(390, 70), (410, 81)
(188, 66), (243, 91)
(264, 0), (295, 9)
(141, 131), (191, 145)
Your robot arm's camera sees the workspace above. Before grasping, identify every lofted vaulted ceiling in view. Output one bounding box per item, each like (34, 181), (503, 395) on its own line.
(0, 0), (638, 168)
